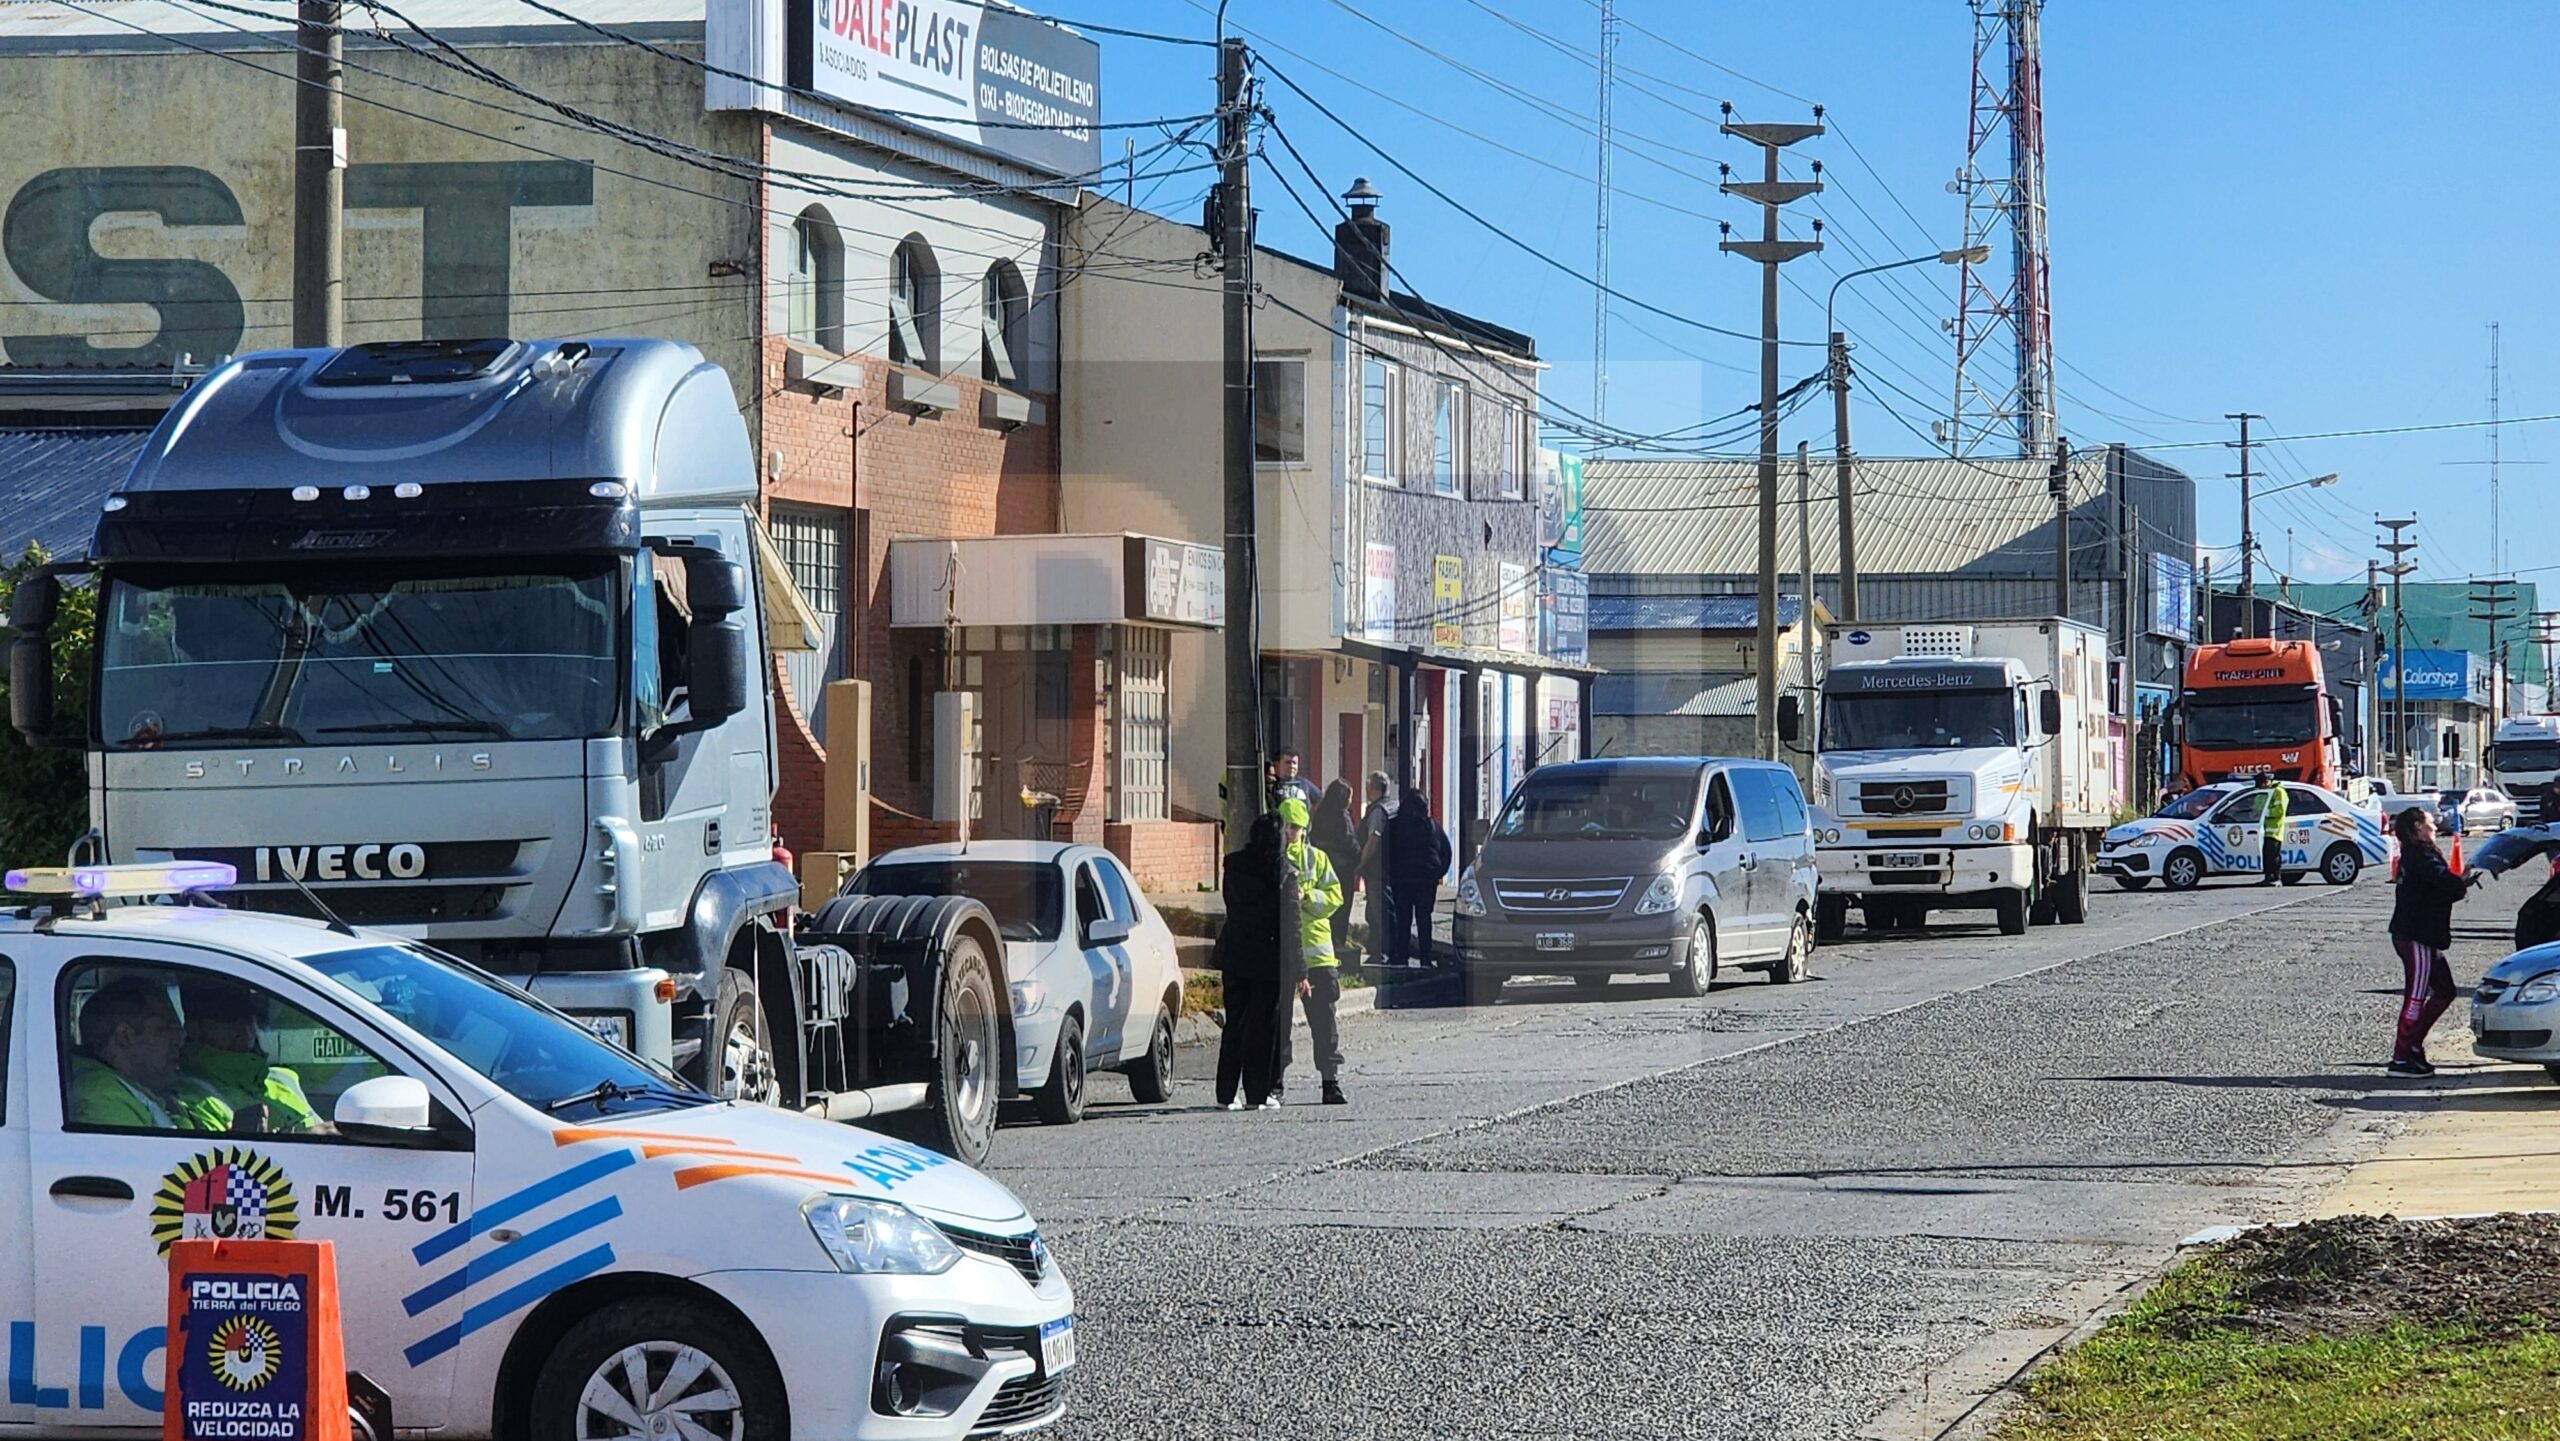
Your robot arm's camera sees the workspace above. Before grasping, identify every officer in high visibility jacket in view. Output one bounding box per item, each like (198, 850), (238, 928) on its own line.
(177, 978), (325, 1134)
(67, 977), (229, 1130)
(1276, 796), (1350, 1105)
(2258, 774), (2289, 885)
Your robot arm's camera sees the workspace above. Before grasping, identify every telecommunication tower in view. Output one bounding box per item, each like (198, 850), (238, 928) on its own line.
(1950, 0), (2055, 459)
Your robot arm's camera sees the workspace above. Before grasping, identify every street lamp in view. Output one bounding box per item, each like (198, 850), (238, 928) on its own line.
(1823, 246), (1989, 623)
(2238, 470), (2337, 634)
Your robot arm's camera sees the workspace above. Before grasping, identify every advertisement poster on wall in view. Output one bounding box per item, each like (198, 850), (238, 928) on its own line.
(2149, 552), (2195, 638)
(1365, 543), (1397, 643)
(1542, 570), (1589, 665)
(1499, 562), (1531, 652)
(1432, 554), (1464, 649)
(1537, 449), (1585, 568)
(790, 0), (1104, 176)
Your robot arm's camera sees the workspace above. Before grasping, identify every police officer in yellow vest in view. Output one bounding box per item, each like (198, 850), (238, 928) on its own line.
(1276, 797), (1350, 1106)
(2257, 773), (2289, 886)
(178, 978), (325, 1134)
(67, 977), (230, 1131)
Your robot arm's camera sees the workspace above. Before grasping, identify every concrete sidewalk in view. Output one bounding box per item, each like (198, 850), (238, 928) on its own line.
(2314, 1029), (2560, 1219)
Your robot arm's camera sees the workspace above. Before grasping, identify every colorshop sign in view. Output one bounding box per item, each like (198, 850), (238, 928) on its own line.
(2376, 647), (2489, 705)
(792, 0), (1103, 176)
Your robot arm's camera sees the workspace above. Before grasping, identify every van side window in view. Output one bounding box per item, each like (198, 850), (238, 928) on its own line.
(1771, 774), (1809, 835)
(1704, 775), (1737, 841)
(1735, 771), (1788, 843)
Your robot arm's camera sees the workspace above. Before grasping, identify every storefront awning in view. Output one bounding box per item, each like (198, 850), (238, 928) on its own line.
(749, 512), (824, 652)
(889, 533), (1224, 629)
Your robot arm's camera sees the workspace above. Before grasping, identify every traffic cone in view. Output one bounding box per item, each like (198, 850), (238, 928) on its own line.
(2450, 833), (2465, 876)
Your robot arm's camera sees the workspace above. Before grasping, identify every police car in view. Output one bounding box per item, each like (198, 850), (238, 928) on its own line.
(0, 863), (1073, 1438)
(2097, 781), (2393, 891)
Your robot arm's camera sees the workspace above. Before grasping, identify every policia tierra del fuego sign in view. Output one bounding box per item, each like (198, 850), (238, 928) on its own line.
(789, 0), (1104, 176)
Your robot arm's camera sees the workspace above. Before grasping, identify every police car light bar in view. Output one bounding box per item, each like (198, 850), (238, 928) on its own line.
(3, 861), (237, 896)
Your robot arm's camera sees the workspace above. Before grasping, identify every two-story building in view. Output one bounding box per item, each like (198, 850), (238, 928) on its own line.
(1061, 181), (1588, 860)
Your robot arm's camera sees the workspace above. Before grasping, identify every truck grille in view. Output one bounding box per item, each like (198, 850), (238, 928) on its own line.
(1492, 878), (1632, 915)
(937, 1223), (1048, 1287)
(1856, 781), (1953, 816)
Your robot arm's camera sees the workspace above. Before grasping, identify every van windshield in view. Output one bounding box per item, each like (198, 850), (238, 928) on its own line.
(1496, 772), (1698, 840)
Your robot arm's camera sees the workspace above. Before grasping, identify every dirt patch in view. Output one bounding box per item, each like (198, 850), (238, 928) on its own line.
(2161, 1213), (2560, 1340)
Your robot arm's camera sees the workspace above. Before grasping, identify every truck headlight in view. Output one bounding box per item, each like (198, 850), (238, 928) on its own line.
(804, 1196), (962, 1275)
(1456, 868), (1488, 918)
(1632, 872), (1681, 915)
(1816, 827), (1842, 845)
(2519, 974), (2560, 1005)
(564, 1010), (634, 1049)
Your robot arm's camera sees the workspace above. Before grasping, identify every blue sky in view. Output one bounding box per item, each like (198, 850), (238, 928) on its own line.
(1085, 0), (2560, 594)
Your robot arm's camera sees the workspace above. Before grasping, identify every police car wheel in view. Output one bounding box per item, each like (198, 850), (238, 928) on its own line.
(1126, 1007), (1177, 1104)
(2162, 849), (2204, 892)
(533, 1297), (787, 1441)
(2322, 845), (2362, 886)
(1034, 1011), (1088, 1125)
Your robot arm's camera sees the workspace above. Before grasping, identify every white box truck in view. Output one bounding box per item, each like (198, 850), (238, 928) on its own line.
(1784, 617), (2114, 937)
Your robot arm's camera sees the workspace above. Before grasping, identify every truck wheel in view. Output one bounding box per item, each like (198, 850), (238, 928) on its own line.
(530, 1297), (787, 1441)
(2161, 848), (2205, 892)
(2056, 863), (2090, 924)
(1768, 910), (1811, 985)
(1125, 1007), (1177, 1105)
(1033, 1011), (1088, 1125)
(1994, 888), (2029, 936)
(920, 933), (1002, 1165)
(1815, 894), (1849, 941)
(1669, 922), (1716, 997)
(2321, 844), (2362, 886)
(710, 967), (782, 1105)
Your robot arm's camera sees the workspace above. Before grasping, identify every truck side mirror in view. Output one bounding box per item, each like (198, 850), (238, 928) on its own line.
(686, 615), (750, 728)
(686, 555), (748, 618)
(2038, 689), (2064, 737)
(1777, 693), (1801, 743)
(8, 568), (61, 745)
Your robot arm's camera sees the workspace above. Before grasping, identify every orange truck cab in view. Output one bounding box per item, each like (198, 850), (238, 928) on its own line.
(2175, 638), (2344, 790)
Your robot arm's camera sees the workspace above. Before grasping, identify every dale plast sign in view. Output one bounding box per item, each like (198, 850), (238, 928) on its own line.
(793, 0), (1103, 176)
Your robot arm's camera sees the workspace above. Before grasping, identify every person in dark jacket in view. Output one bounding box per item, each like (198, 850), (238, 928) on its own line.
(1215, 816), (1295, 1110)
(2387, 805), (2484, 1075)
(1309, 779), (1363, 963)
(1385, 784), (1453, 968)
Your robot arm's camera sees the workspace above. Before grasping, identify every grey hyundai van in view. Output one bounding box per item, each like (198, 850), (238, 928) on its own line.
(1451, 757), (1817, 1002)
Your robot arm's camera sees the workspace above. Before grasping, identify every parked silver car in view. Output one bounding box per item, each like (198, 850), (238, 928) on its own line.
(1452, 757), (1818, 1002)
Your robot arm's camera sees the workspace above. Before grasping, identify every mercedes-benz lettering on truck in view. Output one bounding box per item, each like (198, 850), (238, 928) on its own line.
(2175, 637), (2343, 790)
(2490, 715), (2560, 825)
(1789, 619), (2114, 938)
(6, 338), (1011, 1162)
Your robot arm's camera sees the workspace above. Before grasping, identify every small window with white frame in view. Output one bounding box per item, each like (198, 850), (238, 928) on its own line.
(1498, 398), (1525, 499)
(1432, 379), (1464, 496)
(1255, 355), (1308, 465)
(1361, 353), (1400, 486)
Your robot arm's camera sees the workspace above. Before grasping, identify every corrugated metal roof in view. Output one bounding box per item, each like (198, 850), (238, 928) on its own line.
(1584, 454), (2113, 580)
(0, 0), (704, 45)
(1589, 594), (1804, 632)
(1592, 672), (1754, 717)
(0, 428), (149, 562)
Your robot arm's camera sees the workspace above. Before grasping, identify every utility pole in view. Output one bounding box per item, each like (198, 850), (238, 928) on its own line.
(292, 0), (346, 347)
(1592, 0), (1616, 428)
(2470, 576), (2520, 749)
(2048, 434), (2073, 620)
(2378, 518), (2418, 789)
(2122, 485), (2144, 795)
(2363, 559), (2383, 776)
(1215, 36), (1263, 828)
(1830, 330), (1858, 623)
(1717, 104), (1824, 761)
(2227, 413), (2262, 636)
(1796, 441), (1816, 721)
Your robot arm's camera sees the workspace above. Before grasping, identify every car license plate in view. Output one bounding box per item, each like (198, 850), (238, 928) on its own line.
(1874, 853), (1929, 869)
(1040, 1316), (1077, 1374)
(1535, 932), (1576, 952)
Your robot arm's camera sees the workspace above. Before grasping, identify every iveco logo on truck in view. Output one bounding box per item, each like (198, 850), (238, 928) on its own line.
(255, 844), (427, 882)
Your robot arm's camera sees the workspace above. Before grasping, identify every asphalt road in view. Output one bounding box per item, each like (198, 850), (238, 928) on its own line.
(994, 875), (2469, 1441)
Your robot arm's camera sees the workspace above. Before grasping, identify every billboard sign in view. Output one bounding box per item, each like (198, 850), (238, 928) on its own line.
(1542, 570), (1589, 665)
(1432, 555), (1464, 649)
(1364, 543), (1397, 643)
(1537, 448), (1584, 567)
(1499, 562), (1531, 652)
(2148, 551), (2194, 638)
(791, 0), (1103, 176)
(2377, 647), (2490, 705)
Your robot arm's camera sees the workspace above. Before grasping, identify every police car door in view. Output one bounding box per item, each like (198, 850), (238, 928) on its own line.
(28, 946), (473, 1431)
(2206, 790), (2268, 875)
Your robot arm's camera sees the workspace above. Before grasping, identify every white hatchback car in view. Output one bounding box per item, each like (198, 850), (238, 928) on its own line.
(836, 844), (1183, 1126)
(0, 863), (1074, 1439)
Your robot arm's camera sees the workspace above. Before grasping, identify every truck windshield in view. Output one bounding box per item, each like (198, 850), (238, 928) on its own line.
(2495, 741), (2560, 772)
(1820, 689), (2015, 750)
(2183, 686), (2319, 748)
(1494, 772), (1699, 840)
(97, 560), (621, 750)
(303, 944), (707, 1116)
(850, 862), (1065, 943)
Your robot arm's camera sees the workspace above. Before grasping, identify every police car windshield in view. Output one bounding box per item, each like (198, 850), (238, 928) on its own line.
(2158, 789), (2223, 820)
(302, 944), (707, 1116)
(96, 559), (621, 751)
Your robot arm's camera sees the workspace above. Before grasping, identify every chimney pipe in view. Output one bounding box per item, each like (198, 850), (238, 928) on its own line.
(1334, 176), (1390, 302)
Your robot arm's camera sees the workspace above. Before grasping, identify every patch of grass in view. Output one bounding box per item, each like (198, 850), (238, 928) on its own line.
(2001, 1253), (2560, 1441)
(1181, 972), (1222, 1017)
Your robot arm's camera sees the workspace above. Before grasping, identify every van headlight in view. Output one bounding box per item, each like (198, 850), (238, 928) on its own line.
(804, 1196), (962, 1275)
(1632, 872), (1682, 915)
(1456, 868), (1488, 918)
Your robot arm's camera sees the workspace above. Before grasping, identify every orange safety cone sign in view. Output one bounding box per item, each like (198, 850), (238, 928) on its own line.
(165, 1238), (349, 1441)
(2451, 833), (2466, 876)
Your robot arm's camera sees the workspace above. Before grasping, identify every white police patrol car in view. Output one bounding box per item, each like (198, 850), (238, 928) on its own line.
(2097, 781), (2392, 891)
(0, 863), (1073, 1438)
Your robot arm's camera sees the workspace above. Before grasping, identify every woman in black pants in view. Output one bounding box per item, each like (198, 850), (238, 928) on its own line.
(2388, 805), (2483, 1076)
(1215, 815), (1295, 1110)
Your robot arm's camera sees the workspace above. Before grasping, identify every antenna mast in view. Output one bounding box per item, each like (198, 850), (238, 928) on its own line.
(1951, 0), (2054, 458)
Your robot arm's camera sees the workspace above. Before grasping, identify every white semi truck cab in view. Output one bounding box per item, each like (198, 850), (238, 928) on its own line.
(2491, 715), (2560, 825)
(1787, 618), (2113, 939)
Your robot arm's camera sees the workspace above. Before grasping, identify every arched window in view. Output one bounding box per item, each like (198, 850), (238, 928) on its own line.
(786, 207), (843, 351)
(889, 234), (940, 373)
(980, 261), (1029, 391)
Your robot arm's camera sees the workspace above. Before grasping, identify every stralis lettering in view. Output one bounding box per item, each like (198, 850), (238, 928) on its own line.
(255, 844), (427, 883)
(183, 752), (494, 780)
